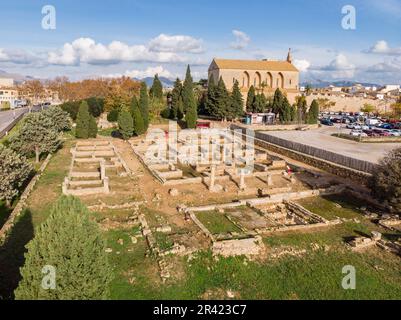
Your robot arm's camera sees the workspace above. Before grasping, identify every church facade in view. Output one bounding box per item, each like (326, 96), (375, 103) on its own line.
(208, 50), (300, 105)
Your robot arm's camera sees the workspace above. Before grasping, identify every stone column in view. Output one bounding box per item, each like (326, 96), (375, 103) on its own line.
(103, 177), (110, 194)
(209, 165), (216, 191)
(239, 169), (246, 191)
(100, 160), (106, 180)
(266, 174), (272, 187)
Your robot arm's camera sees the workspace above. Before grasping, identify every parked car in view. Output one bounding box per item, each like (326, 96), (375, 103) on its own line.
(373, 129), (391, 136)
(350, 130), (368, 137)
(362, 129), (380, 137)
(347, 123), (362, 130)
(320, 119), (334, 126)
(383, 129), (401, 137)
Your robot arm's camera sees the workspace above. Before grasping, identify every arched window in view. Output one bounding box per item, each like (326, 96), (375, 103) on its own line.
(278, 72), (284, 89)
(266, 72), (273, 88)
(254, 72), (261, 87)
(242, 71), (250, 88)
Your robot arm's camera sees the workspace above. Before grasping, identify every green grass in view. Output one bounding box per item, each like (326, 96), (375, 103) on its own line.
(107, 246), (401, 300)
(196, 211), (242, 235)
(297, 194), (366, 220)
(98, 128), (117, 137)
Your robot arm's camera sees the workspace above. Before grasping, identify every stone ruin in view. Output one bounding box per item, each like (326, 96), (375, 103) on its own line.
(63, 141), (130, 196)
(181, 188), (342, 257)
(130, 129), (292, 194)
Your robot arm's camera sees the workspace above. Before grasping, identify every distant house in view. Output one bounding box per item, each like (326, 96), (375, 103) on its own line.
(208, 49), (300, 106)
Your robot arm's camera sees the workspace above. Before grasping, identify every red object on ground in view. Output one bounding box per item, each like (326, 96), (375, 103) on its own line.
(196, 121), (211, 129)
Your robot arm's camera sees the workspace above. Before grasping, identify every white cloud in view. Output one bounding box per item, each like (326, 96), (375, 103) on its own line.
(148, 34), (204, 54)
(103, 65), (174, 79)
(0, 48), (38, 64)
(293, 59), (310, 72)
(366, 40), (401, 56)
(312, 54), (356, 78)
(366, 57), (401, 73)
(230, 30), (251, 50)
(48, 37), (186, 66)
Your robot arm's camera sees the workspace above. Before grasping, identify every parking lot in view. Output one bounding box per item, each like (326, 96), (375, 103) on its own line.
(264, 125), (401, 163)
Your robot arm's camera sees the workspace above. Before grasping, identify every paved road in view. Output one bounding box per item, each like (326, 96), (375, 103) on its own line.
(0, 106), (47, 135)
(263, 125), (401, 163)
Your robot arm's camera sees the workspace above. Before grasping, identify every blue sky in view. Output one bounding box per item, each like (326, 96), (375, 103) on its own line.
(0, 0), (401, 84)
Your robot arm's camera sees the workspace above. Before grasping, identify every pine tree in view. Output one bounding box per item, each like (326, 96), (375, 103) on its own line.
(14, 196), (112, 300)
(149, 74), (163, 100)
(182, 65), (194, 113)
(131, 97), (145, 136)
(43, 106), (71, 132)
(10, 113), (61, 163)
(118, 107), (134, 140)
(307, 99), (320, 124)
(171, 78), (183, 120)
(246, 86), (256, 112)
(88, 115), (98, 138)
(0, 145), (33, 206)
(75, 101), (90, 139)
(231, 80), (244, 119)
(139, 82), (149, 131)
(209, 77), (230, 120)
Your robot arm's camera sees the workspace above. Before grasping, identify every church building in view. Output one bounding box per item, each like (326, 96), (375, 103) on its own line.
(208, 49), (300, 105)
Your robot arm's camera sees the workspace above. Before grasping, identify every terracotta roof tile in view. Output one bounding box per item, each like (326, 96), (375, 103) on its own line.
(211, 58), (299, 72)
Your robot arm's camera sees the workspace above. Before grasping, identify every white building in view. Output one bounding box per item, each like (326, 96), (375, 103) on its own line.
(0, 78), (14, 87)
(0, 89), (18, 109)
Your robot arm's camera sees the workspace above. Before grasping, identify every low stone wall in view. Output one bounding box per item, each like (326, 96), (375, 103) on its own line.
(238, 123), (319, 132)
(0, 154), (52, 243)
(333, 133), (401, 143)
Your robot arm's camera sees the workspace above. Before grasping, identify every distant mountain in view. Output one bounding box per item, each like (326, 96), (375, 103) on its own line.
(0, 69), (34, 83)
(134, 76), (175, 88)
(300, 80), (382, 89)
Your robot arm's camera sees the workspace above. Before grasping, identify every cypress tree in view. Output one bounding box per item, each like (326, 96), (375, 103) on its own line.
(185, 97), (198, 129)
(149, 74), (163, 100)
(14, 196), (112, 300)
(171, 78), (183, 120)
(75, 101), (90, 139)
(231, 80), (244, 119)
(271, 89), (285, 115)
(182, 65), (194, 113)
(307, 99), (320, 124)
(205, 76), (218, 117)
(280, 97), (292, 123)
(296, 96), (308, 123)
(139, 82), (149, 131)
(177, 96), (184, 121)
(131, 98), (145, 136)
(246, 86), (256, 112)
(118, 107), (134, 140)
(88, 115), (98, 138)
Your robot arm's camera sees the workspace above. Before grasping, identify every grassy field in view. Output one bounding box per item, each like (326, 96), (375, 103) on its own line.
(196, 211), (242, 235)
(0, 138), (400, 300)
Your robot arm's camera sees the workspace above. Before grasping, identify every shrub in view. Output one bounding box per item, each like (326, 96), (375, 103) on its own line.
(118, 108), (133, 140)
(14, 196), (112, 300)
(0, 145), (33, 205)
(368, 148), (401, 212)
(107, 109), (119, 122)
(88, 115), (98, 138)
